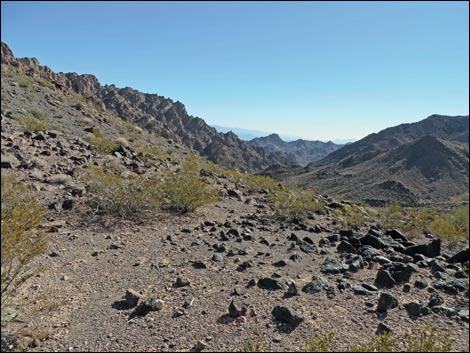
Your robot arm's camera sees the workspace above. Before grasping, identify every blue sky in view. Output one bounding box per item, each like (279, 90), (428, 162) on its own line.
(1, 1), (468, 141)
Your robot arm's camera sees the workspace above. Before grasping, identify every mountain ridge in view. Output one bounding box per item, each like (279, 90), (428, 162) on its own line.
(1, 42), (286, 171)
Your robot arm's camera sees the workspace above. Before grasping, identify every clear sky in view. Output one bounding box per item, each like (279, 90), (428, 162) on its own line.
(1, 1), (469, 141)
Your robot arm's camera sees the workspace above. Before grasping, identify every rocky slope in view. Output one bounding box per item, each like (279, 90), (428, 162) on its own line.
(270, 115), (469, 206)
(1, 44), (469, 353)
(249, 133), (342, 167)
(1, 42), (285, 171)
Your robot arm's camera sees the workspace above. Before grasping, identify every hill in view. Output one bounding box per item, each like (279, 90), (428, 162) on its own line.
(272, 115), (469, 206)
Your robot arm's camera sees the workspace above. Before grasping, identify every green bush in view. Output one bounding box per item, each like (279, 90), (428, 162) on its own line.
(427, 206), (469, 247)
(238, 173), (279, 193)
(333, 203), (370, 229)
(160, 155), (221, 214)
(403, 324), (453, 352)
(349, 332), (397, 352)
(82, 166), (160, 220)
(15, 109), (51, 132)
(1, 174), (47, 328)
(304, 331), (337, 352)
(269, 187), (324, 221)
(136, 145), (162, 164)
(241, 332), (269, 352)
(377, 203), (469, 246)
(17, 75), (34, 88)
(36, 77), (55, 90)
(85, 128), (120, 154)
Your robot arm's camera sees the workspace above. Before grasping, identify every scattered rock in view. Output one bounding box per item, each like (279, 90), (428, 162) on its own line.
(228, 298), (248, 318)
(428, 292), (444, 307)
(447, 248), (469, 264)
(289, 253), (303, 262)
(212, 254), (224, 262)
(286, 280), (298, 296)
(404, 239), (441, 258)
(273, 259), (288, 267)
(377, 292), (398, 312)
(337, 240), (357, 254)
(125, 288), (141, 308)
(258, 277), (285, 291)
(271, 305), (304, 327)
(302, 276), (331, 294)
(414, 279), (428, 289)
(174, 277), (190, 288)
(353, 286), (372, 296)
(321, 257), (349, 274)
(143, 298), (164, 311)
(376, 322), (392, 335)
(374, 270), (396, 289)
(404, 301), (423, 317)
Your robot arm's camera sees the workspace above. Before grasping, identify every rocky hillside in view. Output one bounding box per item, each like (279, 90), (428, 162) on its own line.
(1, 42), (285, 171)
(249, 133), (342, 167)
(270, 115), (469, 206)
(1, 44), (469, 353)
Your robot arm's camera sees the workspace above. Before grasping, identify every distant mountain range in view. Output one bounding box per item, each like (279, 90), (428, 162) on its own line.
(248, 133), (342, 167)
(211, 125), (355, 144)
(263, 115), (469, 206)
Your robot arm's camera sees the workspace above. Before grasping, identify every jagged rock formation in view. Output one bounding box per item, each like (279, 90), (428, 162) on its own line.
(1, 42), (285, 171)
(248, 133), (342, 166)
(269, 115), (469, 206)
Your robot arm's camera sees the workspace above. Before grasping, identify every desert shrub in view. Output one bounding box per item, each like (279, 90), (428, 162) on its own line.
(82, 166), (160, 220)
(238, 173), (279, 193)
(91, 102), (105, 112)
(333, 203), (370, 229)
(47, 174), (72, 185)
(200, 158), (278, 192)
(349, 332), (397, 352)
(377, 203), (469, 246)
(27, 108), (47, 121)
(379, 202), (407, 230)
(426, 206), (469, 247)
(17, 75), (34, 88)
(36, 77), (54, 90)
(403, 324), (453, 352)
(1, 174), (47, 328)
(136, 145), (161, 164)
(15, 109), (49, 132)
(269, 187), (324, 221)
(78, 118), (94, 127)
(126, 121), (144, 134)
(85, 128), (120, 154)
(1, 91), (10, 103)
(241, 332), (269, 352)
(115, 136), (130, 147)
(304, 331), (337, 352)
(160, 155), (221, 214)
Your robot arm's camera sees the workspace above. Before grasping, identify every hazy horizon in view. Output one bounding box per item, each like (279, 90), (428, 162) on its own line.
(1, 1), (468, 141)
